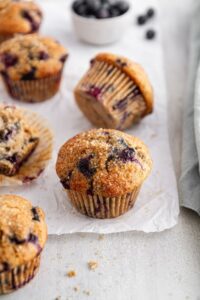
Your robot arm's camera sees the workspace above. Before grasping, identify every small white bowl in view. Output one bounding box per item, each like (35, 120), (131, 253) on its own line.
(71, 2), (132, 45)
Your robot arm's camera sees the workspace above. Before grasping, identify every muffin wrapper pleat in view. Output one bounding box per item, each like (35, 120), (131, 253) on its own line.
(0, 254), (41, 295)
(2, 71), (63, 103)
(75, 60), (146, 130)
(0, 104), (53, 186)
(67, 187), (141, 219)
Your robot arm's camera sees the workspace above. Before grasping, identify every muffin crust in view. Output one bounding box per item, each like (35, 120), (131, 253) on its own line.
(0, 34), (68, 80)
(0, 1), (42, 35)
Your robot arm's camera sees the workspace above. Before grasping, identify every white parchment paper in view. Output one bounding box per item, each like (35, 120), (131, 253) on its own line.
(0, 0), (179, 234)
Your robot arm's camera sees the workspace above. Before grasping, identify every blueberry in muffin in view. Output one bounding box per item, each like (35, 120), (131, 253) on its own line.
(0, 0), (42, 43)
(74, 53), (153, 130)
(56, 129), (152, 219)
(0, 194), (47, 294)
(0, 105), (39, 176)
(0, 34), (68, 102)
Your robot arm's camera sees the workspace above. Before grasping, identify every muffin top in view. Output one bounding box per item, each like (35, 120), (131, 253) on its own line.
(56, 129), (152, 197)
(0, 105), (38, 161)
(0, 34), (68, 80)
(92, 53), (154, 116)
(0, 194), (47, 271)
(0, 0), (11, 11)
(0, 0), (42, 35)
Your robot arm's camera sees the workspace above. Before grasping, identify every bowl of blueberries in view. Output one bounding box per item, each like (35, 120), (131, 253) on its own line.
(71, 0), (132, 45)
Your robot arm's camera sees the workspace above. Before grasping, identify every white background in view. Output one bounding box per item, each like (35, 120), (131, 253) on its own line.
(1, 0), (200, 299)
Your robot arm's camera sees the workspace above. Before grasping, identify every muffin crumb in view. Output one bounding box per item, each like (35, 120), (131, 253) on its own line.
(73, 286), (80, 292)
(98, 234), (104, 240)
(88, 261), (98, 271)
(83, 290), (91, 296)
(67, 270), (76, 278)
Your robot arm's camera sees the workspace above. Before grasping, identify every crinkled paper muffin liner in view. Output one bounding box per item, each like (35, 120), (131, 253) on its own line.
(67, 186), (141, 219)
(75, 60), (146, 130)
(2, 71), (63, 103)
(0, 254), (41, 294)
(0, 105), (53, 186)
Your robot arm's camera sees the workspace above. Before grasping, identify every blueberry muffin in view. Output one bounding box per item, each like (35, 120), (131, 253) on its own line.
(0, 194), (47, 294)
(74, 53), (153, 130)
(0, 0), (42, 43)
(0, 34), (68, 102)
(0, 105), (39, 176)
(56, 129), (152, 219)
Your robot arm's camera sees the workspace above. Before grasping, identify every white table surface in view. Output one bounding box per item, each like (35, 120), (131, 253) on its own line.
(2, 0), (200, 299)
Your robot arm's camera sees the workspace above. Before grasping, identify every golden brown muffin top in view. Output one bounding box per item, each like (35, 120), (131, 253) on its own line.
(0, 194), (47, 271)
(93, 53), (154, 116)
(0, 34), (68, 80)
(0, 0), (42, 35)
(56, 129), (152, 197)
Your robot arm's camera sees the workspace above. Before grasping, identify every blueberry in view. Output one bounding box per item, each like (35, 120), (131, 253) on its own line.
(6, 153), (18, 164)
(137, 15), (147, 25)
(60, 54), (68, 63)
(101, 0), (110, 4)
(28, 233), (38, 243)
(118, 147), (135, 163)
(72, 0), (84, 11)
(38, 51), (49, 60)
(9, 235), (26, 245)
(145, 29), (156, 40)
(60, 170), (73, 189)
(132, 86), (141, 96)
(96, 7), (110, 18)
(87, 85), (102, 99)
(31, 207), (40, 222)
(77, 155), (96, 178)
(85, 0), (101, 13)
(21, 10), (39, 33)
(114, 1), (129, 14)
(109, 7), (120, 17)
(146, 8), (155, 18)
(1, 53), (18, 68)
(0, 128), (13, 142)
(74, 3), (88, 16)
(112, 98), (127, 110)
(21, 67), (36, 80)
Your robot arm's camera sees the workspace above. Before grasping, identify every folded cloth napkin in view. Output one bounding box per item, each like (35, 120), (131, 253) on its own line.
(180, 1), (200, 215)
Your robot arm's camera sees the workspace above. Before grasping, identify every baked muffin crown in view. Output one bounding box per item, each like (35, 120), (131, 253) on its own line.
(0, 34), (68, 80)
(0, 1), (42, 35)
(0, 194), (47, 271)
(56, 129), (152, 197)
(93, 53), (153, 116)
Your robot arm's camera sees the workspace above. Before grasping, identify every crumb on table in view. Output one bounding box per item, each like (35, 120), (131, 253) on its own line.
(73, 286), (80, 292)
(98, 234), (104, 240)
(83, 290), (91, 296)
(88, 261), (98, 271)
(67, 270), (76, 278)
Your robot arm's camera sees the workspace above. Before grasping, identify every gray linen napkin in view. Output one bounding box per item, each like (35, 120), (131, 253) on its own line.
(179, 1), (200, 215)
